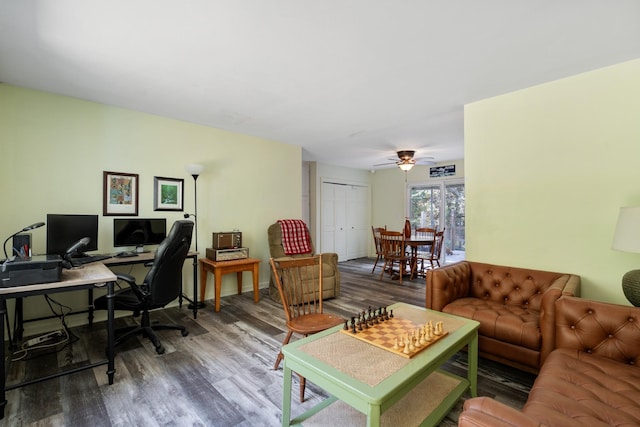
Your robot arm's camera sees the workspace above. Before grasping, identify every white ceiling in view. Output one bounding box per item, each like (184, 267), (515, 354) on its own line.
(1, 1), (639, 170)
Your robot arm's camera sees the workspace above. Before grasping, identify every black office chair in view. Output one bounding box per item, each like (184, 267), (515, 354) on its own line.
(94, 220), (194, 354)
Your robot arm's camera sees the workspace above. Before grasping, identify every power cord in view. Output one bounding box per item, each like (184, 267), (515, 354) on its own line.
(11, 295), (78, 362)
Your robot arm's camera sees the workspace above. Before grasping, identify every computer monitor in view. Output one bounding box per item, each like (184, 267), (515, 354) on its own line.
(46, 214), (99, 256)
(113, 218), (167, 251)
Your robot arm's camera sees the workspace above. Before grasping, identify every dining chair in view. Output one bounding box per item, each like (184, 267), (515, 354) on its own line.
(410, 227), (436, 279)
(425, 229), (445, 269)
(269, 255), (344, 402)
(379, 230), (410, 284)
(371, 226), (387, 274)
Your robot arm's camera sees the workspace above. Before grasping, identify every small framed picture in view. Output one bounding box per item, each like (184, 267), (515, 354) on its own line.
(154, 176), (184, 211)
(103, 171), (139, 216)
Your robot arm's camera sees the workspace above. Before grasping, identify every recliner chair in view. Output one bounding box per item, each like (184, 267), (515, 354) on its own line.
(94, 220), (194, 354)
(267, 222), (340, 302)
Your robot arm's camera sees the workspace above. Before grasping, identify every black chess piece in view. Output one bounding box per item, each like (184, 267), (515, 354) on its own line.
(389, 309), (394, 318)
(344, 320), (349, 330)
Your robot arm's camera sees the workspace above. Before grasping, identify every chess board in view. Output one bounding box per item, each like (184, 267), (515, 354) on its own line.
(340, 317), (448, 358)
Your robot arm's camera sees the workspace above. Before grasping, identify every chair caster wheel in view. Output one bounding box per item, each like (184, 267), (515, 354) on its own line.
(156, 345), (166, 354)
(181, 330), (189, 337)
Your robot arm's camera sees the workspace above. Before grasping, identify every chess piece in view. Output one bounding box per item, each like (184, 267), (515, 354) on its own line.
(426, 324), (433, 341)
(419, 329), (426, 345)
(413, 330), (421, 348)
(344, 321), (349, 330)
(393, 338), (399, 350)
(389, 309), (394, 318)
(403, 340), (410, 354)
(435, 321), (443, 336)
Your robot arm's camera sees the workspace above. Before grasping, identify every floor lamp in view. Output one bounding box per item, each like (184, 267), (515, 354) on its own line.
(185, 163), (205, 309)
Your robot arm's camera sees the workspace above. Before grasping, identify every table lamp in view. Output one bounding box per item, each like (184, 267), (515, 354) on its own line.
(612, 206), (640, 306)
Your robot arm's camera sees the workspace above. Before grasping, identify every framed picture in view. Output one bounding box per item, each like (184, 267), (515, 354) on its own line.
(154, 176), (184, 211)
(103, 171), (139, 216)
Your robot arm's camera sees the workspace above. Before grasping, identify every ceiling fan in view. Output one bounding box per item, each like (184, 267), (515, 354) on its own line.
(374, 150), (435, 171)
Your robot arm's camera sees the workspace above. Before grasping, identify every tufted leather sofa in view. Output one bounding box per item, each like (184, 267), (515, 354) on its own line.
(458, 296), (640, 426)
(426, 261), (580, 373)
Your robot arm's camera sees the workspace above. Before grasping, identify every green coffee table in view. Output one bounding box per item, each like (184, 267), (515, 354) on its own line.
(281, 303), (479, 427)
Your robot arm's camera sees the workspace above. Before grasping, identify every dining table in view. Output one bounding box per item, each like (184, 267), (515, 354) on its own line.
(405, 235), (434, 278)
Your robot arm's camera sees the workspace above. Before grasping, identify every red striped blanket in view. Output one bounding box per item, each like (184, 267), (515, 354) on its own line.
(278, 219), (313, 255)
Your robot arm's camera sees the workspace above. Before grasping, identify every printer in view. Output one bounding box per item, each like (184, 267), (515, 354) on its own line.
(0, 255), (62, 287)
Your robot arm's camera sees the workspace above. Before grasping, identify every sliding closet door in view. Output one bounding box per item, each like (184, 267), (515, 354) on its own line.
(321, 182), (369, 261)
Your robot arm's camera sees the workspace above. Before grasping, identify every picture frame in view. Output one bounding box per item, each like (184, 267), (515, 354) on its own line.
(103, 171), (139, 216)
(153, 176), (184, 211)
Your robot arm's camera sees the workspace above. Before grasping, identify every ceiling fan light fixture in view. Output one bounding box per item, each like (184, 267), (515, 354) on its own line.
(398, 162), (414, 171)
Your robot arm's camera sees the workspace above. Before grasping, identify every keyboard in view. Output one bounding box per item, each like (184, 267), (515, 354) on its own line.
(71, 254), (113, 266)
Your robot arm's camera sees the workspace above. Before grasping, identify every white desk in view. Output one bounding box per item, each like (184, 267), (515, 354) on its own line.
(0, 263), (117, 419)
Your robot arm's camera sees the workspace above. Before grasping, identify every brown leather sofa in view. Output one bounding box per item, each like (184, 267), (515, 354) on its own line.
(425, 261), (580, 373)
(267, 222), (340, 302)
(458, 296), (640, 426)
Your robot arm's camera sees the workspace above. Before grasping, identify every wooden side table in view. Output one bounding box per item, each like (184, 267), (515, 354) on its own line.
(199, 257), (261, 312)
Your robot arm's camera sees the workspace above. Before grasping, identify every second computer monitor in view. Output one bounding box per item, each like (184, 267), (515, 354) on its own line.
(113, 218), (167, 252)
(46, 214), (99, 256)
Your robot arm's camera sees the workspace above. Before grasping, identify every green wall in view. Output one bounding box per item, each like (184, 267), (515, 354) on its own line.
(1, 84), (301, 333)
(464, 59), (640, 304)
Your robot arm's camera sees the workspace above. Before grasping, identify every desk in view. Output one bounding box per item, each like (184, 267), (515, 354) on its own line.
(198, 257), (261, 312)
(0, 263), (117, 419)
(281, 303), (479, 426)
(104, 251), (199, 318)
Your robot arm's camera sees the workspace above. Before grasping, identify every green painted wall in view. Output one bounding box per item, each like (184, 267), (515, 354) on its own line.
(464, 59), (640, 304)
(0, 84), (301, 334)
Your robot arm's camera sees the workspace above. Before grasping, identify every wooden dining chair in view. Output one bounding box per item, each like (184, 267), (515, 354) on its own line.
(269, 255), (344, 402)
(371, 226), (387, 273)
(379, 230), (410, 283)
(410, 227), (436, 279)
(425, 229), (445, 269)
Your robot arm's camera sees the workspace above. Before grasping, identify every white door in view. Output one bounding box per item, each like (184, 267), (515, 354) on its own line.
(322, 182), (347, 260)
(322, 182), (369, 261)
(346, 185), (368, 259)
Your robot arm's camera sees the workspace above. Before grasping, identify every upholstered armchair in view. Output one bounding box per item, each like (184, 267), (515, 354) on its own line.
(267, 222), (340, 302)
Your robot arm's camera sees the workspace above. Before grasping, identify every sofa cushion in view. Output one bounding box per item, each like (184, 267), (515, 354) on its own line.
(443, 298), (541, 350)
(522, 348), (640, 426)
(468, 263), (565, 312)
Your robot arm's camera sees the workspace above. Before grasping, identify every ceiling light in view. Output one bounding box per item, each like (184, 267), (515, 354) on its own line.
(398, 162), (414, 171)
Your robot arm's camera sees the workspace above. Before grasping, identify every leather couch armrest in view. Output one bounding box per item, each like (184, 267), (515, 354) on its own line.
(459, 397), (543, 427)
(539, 274), (581, 364)
(425, 261), (471, 311)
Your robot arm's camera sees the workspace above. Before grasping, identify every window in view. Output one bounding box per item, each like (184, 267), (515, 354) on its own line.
(408, 179), (465, 261)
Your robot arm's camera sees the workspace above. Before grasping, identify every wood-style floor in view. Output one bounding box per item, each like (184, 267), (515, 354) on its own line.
(2, 258), (535, 426)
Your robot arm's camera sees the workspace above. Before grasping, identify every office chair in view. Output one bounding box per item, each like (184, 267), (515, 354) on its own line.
(94, 220), (193, 354)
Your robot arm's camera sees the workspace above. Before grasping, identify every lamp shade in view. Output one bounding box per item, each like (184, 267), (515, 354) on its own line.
(185, 163), (205, 176)
(612, 206), (640, 253)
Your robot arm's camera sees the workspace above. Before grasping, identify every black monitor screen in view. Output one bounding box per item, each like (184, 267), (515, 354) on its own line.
(113, 218), (167, 248)
(46, 214), (99, 256)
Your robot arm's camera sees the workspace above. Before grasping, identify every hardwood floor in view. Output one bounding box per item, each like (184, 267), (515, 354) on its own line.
(2, 258), (535, 426)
